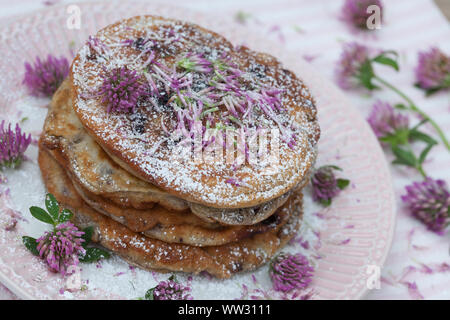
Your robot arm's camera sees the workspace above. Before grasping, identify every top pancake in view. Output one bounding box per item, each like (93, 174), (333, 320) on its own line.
(71, 15), (320, 208)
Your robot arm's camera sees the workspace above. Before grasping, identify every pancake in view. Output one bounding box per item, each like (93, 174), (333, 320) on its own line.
(70, 15), (320, 209)
(73, 176), (295, 246)
(41, 139), (293, 247)
(43, 79), (303, 225)
(38, 148), (301, 278)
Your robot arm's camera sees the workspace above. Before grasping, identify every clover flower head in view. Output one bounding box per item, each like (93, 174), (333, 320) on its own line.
(335, 42), (371, 90)
(270, 253), (314, 292)
(36, 221), (85, 275)
(402, 178), (450, 235)
(341, 0), (383, 30)
(177, 53), (212, 73)
(23, 55), (69, 97)
(148, 276), (193, 300)
(367, 100), (409, 138)
(415, 47), (450, 91)
(311, 165), (349, 206)
(98, 66), (147, 113)
(0, 121), (32, 169)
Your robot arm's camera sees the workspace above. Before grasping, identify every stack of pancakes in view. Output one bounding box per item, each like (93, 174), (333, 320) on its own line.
(38, 16), (320, 278)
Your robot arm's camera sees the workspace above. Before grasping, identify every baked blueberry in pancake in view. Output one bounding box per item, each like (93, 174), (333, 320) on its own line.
(70, 15), (320, 209)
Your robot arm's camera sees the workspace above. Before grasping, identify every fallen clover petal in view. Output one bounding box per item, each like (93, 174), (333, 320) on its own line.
(341, 0), (383, 30)
(23, 55), (69, 97)
(311, 165), (350, 206)
(403, 281), (424, 300)
(335, 42), (371, 90)
(402, 178), (450, 235)
(415, 47), (450, 94)
(367, 100), (409, 139)
(0, 120), (32, 169)
(270, 252), (314, 292)
(98, 66), (147, 113)
(36, 221), (85, 275)
(145, 276), (193, 300)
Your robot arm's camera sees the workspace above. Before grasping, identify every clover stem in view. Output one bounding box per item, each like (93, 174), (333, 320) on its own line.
(417, 165), (427, 179)
(373, 75), (450, 152)
(404, 141), (427, 179)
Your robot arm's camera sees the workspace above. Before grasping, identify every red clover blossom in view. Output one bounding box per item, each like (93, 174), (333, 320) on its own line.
(36, 221), (85, 275)
(145, 275), (193, 300)
(402, 178), (450, 235)
(340, 0), (383, 30)
(23, 55), (69, 97)
(415, 47), (450, 94)
(335, 42), (371, 90)
(270, 253), (314, 292)
(87, 36), (109, 59)
(367, 101), (409, 139)
(98, 66), (147, 113)
(0, 121), (32, 169)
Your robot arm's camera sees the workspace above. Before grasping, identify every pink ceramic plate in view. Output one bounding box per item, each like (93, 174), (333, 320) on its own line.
(0, 1), (396, 300)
